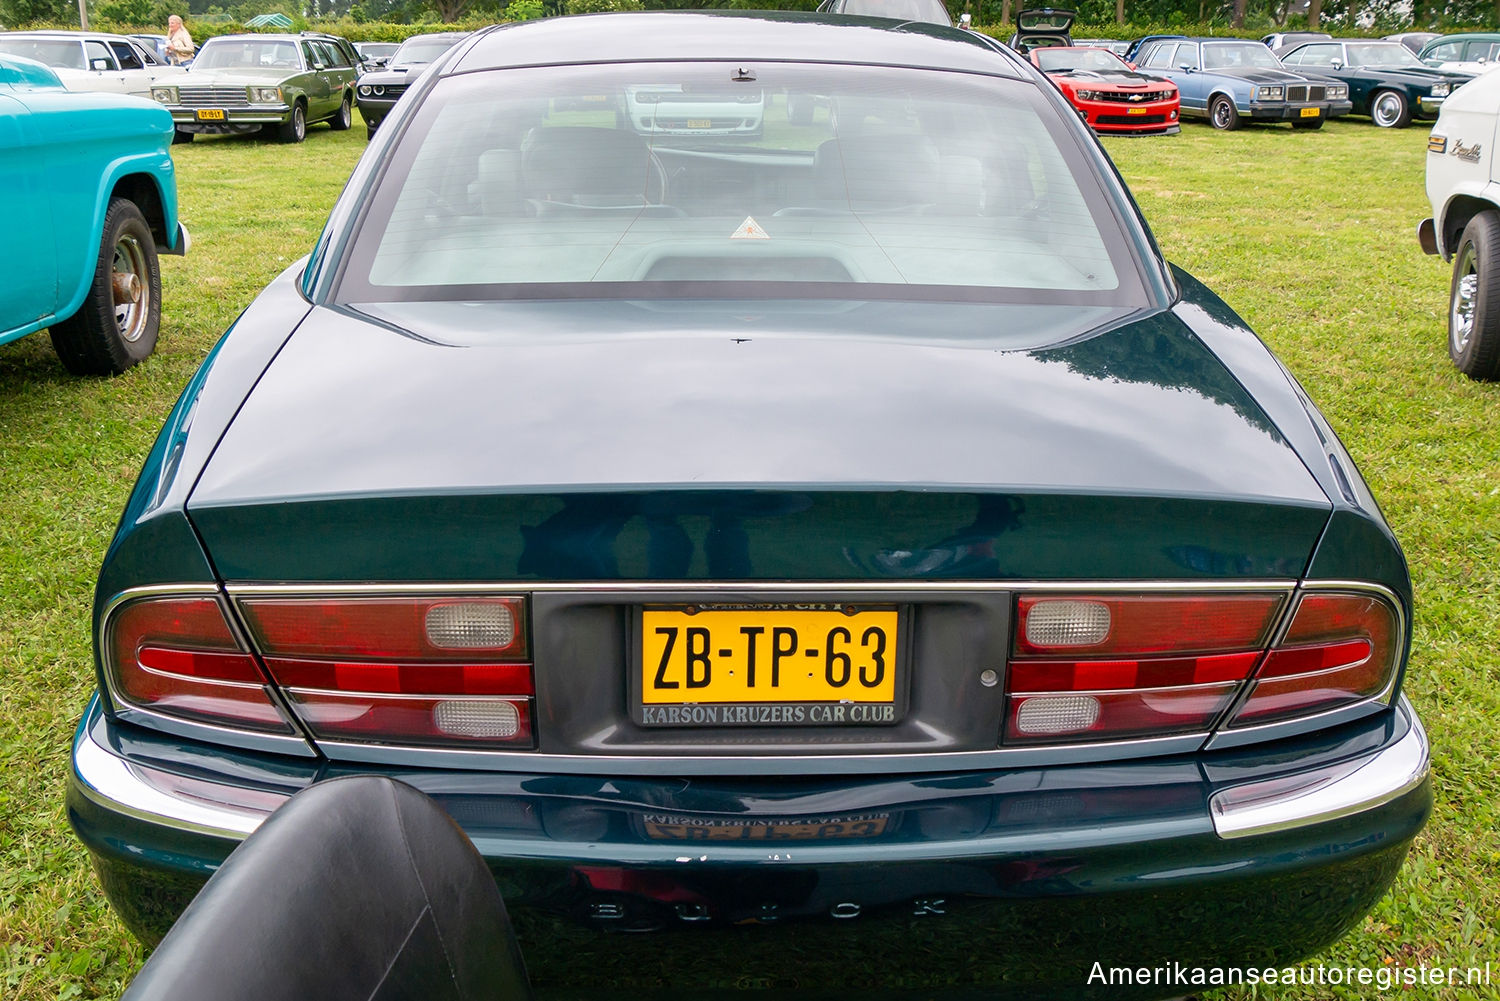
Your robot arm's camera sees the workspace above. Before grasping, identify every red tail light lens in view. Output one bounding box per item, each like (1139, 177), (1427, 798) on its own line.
(105, 596), (293, 733)
(1004, 593), (1284, 744)
(238, 597), (527, 660)
(238, 596), (535, 749)
(1225, 592), (1400, 728)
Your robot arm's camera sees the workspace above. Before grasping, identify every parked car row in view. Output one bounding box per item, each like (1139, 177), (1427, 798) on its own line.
(1133, 33), (1465, 129)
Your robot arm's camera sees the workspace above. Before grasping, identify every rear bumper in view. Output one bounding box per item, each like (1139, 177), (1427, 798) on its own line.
(69, 695), (1430, 997)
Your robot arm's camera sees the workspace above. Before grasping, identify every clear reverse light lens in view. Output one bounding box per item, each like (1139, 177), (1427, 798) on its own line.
(1016, 695), (1102, 735)
(433, 699), (520, 738)
(425, 602), (516, 649)
(1024, 600), (1111, 647)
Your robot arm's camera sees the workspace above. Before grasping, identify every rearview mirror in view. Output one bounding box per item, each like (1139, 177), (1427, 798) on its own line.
(1331, 58), (1344, 69)
(90, 57), (111, 71)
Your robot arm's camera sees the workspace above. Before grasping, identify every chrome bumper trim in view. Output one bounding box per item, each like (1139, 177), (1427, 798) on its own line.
(71, 722), (284, 842)
(1418, 217), (1438, 256)
(1209, 697), (1428, 840)
(163, 221), (190, 257)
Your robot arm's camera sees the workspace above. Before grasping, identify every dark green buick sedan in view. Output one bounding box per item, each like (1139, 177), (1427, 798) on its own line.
(69, 12), (1430, 998)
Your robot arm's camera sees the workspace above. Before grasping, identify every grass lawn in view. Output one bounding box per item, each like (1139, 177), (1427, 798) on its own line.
(1, 114), (1497, 999)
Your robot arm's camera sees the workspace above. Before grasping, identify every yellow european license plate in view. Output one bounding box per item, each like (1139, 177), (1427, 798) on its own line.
(196, 109), (226, 121)
(640, 607), (899, 725)
(644, 816), (890, 841)
(686, 119), (712, 128)
(1127, 107), (1148, 114)
(1300, 107), (1320, 118)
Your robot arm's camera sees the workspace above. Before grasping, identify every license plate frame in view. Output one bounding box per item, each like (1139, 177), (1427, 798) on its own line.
(633, 602), (910, 728)
(685, 118), (713, 128)
(195, 108), (226, 121)
(1299, 107), (1320, 118)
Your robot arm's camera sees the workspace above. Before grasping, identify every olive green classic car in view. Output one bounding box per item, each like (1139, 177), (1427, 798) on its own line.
(151, 32), (358, 143)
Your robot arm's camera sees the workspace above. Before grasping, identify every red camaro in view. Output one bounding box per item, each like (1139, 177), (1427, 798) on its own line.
(1030, 46), (1180, 135)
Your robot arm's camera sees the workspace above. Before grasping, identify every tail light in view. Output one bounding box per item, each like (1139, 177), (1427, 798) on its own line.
(1006, 593), (1284, 744)
(237, 596), (534, 749)
(1223, 592), (1400, 727)
(103, 595), (294, 733)
(1005, 589), (1402, 744)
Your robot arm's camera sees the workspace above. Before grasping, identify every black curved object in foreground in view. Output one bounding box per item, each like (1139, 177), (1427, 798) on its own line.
(122, 776), (531, 1001)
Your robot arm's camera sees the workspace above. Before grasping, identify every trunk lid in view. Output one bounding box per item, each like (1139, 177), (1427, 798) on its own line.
(187, 299), (1330, 583)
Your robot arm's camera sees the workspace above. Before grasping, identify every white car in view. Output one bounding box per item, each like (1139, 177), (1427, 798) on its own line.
(0, 30), (185, 99)
(624, 83), (763, 137)
(1419, 67), (1500, 380)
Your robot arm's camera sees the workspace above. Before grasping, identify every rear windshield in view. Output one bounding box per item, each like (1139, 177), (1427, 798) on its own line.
(336, 62), (1145, 306)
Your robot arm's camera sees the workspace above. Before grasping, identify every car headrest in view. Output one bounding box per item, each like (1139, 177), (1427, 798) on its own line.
(520, 125), (661, 206)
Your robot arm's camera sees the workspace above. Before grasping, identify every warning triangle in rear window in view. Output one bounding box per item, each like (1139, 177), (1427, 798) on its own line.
(731, 216), (770, 240)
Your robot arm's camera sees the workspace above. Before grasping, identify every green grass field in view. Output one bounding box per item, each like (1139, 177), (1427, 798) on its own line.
(1, 115), (1497, 999)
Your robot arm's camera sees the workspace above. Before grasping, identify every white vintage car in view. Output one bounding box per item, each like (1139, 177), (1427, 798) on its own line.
(1419, 66), (1500, 380)
(0, 30), (185, 100)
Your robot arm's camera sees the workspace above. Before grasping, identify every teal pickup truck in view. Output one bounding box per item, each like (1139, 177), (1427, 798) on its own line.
(1, 53), (187, 375)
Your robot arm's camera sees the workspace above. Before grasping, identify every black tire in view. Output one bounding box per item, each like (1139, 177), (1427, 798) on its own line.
(1291, 118), (1324, 130)
(48, 198), (160, 376)
(1448, 211), (1500, 380)
(1370, 89), (1411, 128)
(277, 103), (307, 143)
(172, 128), (194, 144)
(1209, 94), (1240, 131)
(329, 94), (352, 131)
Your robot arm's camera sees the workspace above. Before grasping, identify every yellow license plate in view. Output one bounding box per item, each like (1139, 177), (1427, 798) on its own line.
(640, 607), (899, 724)
(644, 816), (890, 841)
(1127, 107), (1148, 114)
(1300, 107), (1320, 118)
(686, 119), (713, 128)
(196, 109), (226, 121)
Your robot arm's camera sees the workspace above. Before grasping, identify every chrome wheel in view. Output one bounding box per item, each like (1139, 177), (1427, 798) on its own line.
(1372, 91), (1406, 128)
(1209, 96), (1239, 131)
(1451, 244), (1478, 356)
(111, 233), (151, 344)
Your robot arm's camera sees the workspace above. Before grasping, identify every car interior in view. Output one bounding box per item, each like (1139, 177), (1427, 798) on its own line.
(353, 66), (1125, 296)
